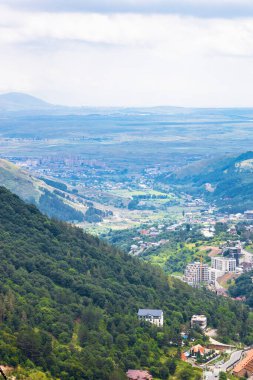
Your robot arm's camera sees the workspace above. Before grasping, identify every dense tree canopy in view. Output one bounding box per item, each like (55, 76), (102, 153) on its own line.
(229, 271), (253, 307)
(0, 187), (252, 379)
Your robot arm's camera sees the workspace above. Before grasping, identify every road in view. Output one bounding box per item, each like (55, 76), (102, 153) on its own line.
(203, 350), (243, 380)
(219, 350), (243, 371)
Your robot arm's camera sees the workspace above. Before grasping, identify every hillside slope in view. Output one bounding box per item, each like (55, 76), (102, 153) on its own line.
(0, 159), (86, 222)
(0, 187), (252, 379)
(0, 92), (51, 111)
(158, 151), (253, 212)
(229, 271), (253, 307)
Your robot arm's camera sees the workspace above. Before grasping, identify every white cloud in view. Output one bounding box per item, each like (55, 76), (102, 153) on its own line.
(0, 5), (253, 107)
(2, 0), (253, 18)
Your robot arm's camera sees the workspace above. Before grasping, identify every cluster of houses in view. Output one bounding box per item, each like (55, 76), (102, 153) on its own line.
(130, 311), (210, 379)
(134, 306), (253, 379)
(129, 224), (172, 255)
(137, 309), (207, 331)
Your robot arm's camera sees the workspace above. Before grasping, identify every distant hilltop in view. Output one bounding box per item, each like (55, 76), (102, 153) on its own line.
(0, 92), (54, 111)
(0, 91), (183, 115)
(1, 91), (253, 115)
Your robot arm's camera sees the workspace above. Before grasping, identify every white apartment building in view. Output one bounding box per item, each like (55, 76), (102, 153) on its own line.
(208, 267), (224, 284)
(183, 262), (209, 287)
(211, 257), (236, 272)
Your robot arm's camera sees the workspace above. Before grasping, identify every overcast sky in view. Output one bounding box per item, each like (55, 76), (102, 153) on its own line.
(0, 0), (253, 107)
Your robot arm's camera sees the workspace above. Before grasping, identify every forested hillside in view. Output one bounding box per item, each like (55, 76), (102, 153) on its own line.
(0, 159), (85, 222)
(158, 151), (253, 212)
(0, 187), (252, 379)
(229, 271), (253, 307)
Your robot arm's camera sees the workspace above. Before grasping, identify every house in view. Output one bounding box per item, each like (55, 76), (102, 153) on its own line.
(190, 344), (205, 356)
(241, 262), (253, 272)
(191, 315), (207, 330)
(227, 226), (237, 235)
(233, 349), (253, 377)
(126, 369), (153, 380)
(138, 309), (164, 327)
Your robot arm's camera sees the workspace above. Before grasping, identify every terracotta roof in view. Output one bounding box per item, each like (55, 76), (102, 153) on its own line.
(126, 369), (153, 380)
(233, 349), (253, 374)
(191, 344), (205, 355)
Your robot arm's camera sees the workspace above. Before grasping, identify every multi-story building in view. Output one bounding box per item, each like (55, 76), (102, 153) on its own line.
(191, 315), (207, 330)
(208, 267), (224, 284)
(223, 240), (242, 265)
(244, 210), (253, 220)
(211, 257), (236, 272)
(138, 309), (164, 327)
(183, 262), (209, 287)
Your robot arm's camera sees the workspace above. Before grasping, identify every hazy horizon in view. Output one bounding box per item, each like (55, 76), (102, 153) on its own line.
(0, 0), (253, 108)
(3, 91), (253, 109)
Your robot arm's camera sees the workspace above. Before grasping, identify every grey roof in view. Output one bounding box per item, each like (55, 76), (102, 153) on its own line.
(138, 309), (163, 317)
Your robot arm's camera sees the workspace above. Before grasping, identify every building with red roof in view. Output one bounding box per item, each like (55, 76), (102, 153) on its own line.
(233, 349), (253, 377)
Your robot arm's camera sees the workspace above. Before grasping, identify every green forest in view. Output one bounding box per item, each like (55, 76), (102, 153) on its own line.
(0, 187), (252, 379)
(229, 271), (253, 307)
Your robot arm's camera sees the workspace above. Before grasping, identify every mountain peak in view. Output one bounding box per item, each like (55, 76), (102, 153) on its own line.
(0, 92), (53, 111)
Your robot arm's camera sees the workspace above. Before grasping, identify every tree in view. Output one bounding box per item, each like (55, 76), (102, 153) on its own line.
(219, 372), (227, 380)
(109, 369), (127, 380)
(179, 367), (194, 380)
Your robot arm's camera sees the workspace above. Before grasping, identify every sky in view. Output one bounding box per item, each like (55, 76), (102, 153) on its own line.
(0, 0), (253, 107)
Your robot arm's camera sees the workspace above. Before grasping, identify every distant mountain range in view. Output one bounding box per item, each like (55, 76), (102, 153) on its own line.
(0, 92), (56, 112)
(2, 92), (253, 118)
(0, 92), (193, 115)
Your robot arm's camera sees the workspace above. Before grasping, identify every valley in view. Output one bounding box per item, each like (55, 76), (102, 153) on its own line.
(0, 95), (253, 380)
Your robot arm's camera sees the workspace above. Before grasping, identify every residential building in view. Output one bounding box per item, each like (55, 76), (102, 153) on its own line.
(233, 349), (253, 377)
(183, 262), (209, 287)
(208, 268), (224, 284)
(138, 309), (164, 327)
(244, 210), (253, 220)
(191, 315), (207, 330)
(222, 240), (242, 265)
(126, 370), (153, 380)
(241, 262), (253, 272)
(211, 257), (236, 273)
(190, 344), (205, 356)
(227, 225), (237, 235)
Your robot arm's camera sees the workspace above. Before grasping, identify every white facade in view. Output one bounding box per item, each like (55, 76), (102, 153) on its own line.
(208, 268), (224, 284)
(211, 257), (236, 272)
(191, 315), (207, 330)
(138, 309), (164, 327)
(244, 210), (253, 220)
(184, 262), (209, 287)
